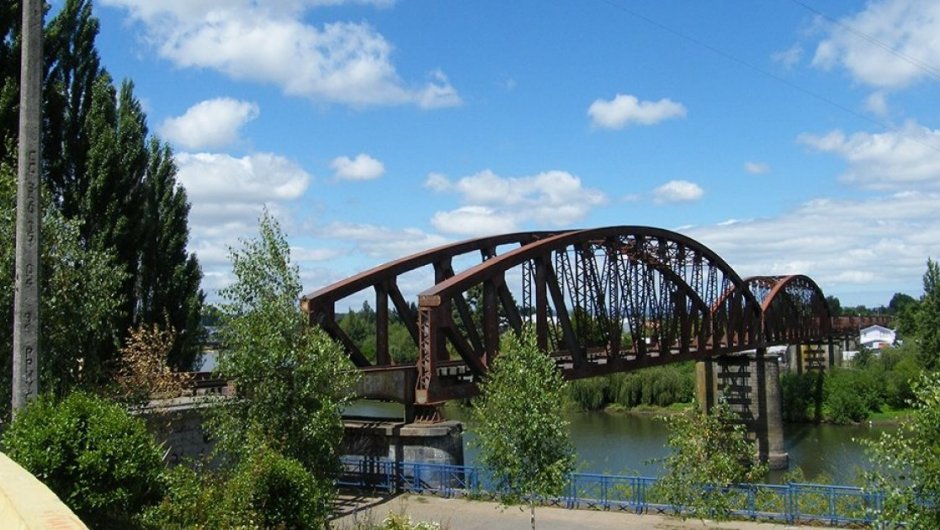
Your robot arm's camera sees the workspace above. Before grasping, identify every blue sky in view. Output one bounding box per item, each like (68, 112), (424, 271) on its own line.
(81, 0), (940, 308)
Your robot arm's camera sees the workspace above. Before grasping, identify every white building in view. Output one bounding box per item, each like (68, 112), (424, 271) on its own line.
(859, 325), (896, 350)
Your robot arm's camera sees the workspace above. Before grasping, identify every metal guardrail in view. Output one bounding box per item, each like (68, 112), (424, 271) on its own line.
(338, 457), (886, 526)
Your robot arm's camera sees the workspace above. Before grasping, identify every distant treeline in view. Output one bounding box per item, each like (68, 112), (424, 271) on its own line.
(567, 363), (695, 411)
(337, 301), (418, 363)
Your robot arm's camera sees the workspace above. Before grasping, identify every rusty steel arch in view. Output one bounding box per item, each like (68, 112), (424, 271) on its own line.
(414, 226), (763, 404)
(747, 275), (832, 344)
(300, 231), (560, 368)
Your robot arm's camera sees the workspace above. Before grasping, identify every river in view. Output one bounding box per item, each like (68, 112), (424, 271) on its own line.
(346, 400), (893, 485)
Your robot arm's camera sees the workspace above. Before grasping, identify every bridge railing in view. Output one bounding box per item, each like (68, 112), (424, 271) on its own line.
(337, 457), (885, 526)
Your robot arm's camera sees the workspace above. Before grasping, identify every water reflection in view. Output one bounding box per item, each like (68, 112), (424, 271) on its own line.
(345, 400), (893, 485)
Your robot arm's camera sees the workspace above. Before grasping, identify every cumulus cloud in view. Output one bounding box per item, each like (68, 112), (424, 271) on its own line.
(744, 161), (771, 174)
(684, 190), (940, 300)
(176, 152), (310, 204)
(315, 221), (449, 259)
(175, 152), (312, 275)
(159, 98), (259, 150)
(810, 0), (940, 89)
(772, 44), (803, 69)
(426, 170), (607, 236)
(865, 91), (889, 116)
(652, 180), (704, 204)
(798, 122), (940, 189)
(331, 153), (385, 181)
(588, 94), (686, 129)
(101, 1), (460, 108)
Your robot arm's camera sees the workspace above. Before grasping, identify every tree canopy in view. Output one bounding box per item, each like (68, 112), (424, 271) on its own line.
(0, 0), (204, 415)
(472, 329), (574, 529)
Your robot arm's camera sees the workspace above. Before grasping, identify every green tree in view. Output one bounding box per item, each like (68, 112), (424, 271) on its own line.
(2, 0), (204, 372)
(865, 372), (940, 528)
(915, 259), (940, 370)
(826, 295), (842, 317)
(42, 0), (103, 217)
(209, 211), (358, 526)
(80, 76), (148, 358)
(0, 161), (124, 424)
(137, 138), (203, 369)
(1, 391), (164, 527)
(472, 328), (574, 530)
(656, 402), (766, 520)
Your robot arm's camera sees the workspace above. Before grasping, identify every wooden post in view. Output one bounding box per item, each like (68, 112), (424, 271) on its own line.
(12, 0), (43, 413)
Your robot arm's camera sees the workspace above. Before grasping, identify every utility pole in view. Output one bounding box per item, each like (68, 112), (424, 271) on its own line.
(13, 0), (43, 414)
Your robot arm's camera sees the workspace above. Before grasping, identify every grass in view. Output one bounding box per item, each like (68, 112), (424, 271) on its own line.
(603, 402), (693, 415)
(868, 406), (913, 423)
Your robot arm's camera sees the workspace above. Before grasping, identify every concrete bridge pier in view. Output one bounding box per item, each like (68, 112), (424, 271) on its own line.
(786, 339), (841, 373)
(696, 348), (788, 470)
(343, 419), (464, 491)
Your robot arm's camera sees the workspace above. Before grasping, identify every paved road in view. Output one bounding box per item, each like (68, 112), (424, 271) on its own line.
(331, 493), (843, 530)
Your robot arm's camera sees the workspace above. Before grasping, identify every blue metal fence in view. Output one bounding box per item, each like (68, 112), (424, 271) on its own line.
(338, 457), (885, 526)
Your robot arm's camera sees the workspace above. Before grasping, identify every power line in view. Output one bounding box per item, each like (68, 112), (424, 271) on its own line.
(593, 0), (940, 155)
(790, 0), (940, 84)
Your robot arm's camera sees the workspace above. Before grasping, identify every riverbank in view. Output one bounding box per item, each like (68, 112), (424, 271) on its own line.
(331, 493), (850, 530)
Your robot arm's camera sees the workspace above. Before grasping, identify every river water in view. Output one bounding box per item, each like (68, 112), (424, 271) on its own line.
(347, 401), (892, 485)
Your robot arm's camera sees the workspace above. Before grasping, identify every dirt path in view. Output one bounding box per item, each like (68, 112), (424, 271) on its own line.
(331, 493), (844, 530)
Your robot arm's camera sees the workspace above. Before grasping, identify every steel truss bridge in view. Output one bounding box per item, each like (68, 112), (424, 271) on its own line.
(302, 227), (888, 421)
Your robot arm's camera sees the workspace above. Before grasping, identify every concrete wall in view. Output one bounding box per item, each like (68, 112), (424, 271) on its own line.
(696, 351), (788, 470)
(0, 452), (87, 529)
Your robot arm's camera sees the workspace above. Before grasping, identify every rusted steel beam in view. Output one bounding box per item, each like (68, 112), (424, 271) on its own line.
(544, 259), (584, 368)
(375, 282), (390, 365)
(387, 281), (419, 345)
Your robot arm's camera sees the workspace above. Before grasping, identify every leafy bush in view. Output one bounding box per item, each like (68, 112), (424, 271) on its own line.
(655, 401), (767, 521)
(220, 445), (330, 529)
(139, 464), (223, 529)
(1, 392), (164, 527)
(567, 363), (695, 411)
(865, 372), (940, 528)
(780, 372), (822, 422)
(824, 368), (880, 423)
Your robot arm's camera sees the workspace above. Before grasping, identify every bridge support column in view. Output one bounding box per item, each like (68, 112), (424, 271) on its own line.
(343, 420), (464, 491)
(696, 350), (788, 470)
(752, 348), (787, 470)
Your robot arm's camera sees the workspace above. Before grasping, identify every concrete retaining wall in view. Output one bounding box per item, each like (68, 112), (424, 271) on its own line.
(0, 452), (87, 530)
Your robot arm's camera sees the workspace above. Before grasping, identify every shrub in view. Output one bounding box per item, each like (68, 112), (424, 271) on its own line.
(220, 445), (330, 529)
(824, 369), (879, 423)
(1, 391), (164, 527)
(780, 372), (822, 422)
(139, 464), (223, 529)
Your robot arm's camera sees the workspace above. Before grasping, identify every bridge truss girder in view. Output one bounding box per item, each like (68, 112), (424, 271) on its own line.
(301, 226), (887, 411)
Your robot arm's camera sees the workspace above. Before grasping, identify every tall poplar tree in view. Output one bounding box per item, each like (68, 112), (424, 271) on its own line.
(915, 259), (940, 371)
(139, 138), (203, 369)
(43, 0), (101, 217)
(0, 2), (21, 158)
(1, 0), (205, 381)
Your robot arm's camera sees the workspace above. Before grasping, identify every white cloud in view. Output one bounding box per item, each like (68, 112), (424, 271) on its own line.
(431, 206), (516, 236)
(588, 94), (686, 129)
(316, 221), (449, 259)
(652, 180), (704, 204)
(865, 91), (889, 116)
(175, 151), (312, 278)
(102, 1), (460, 108)
(744, 161), (771, 174)
(810, 0), (940, 89)
(331, 153), (385, 181)
(424, 172), (451, 192)
(427, 169), (607, 235)
(176, 152), (311, 204)
(159, 98), (259, 150)
(798, 122), (940, 189)
(772, 44), (803, 69)
(684, 190), (940, 300)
